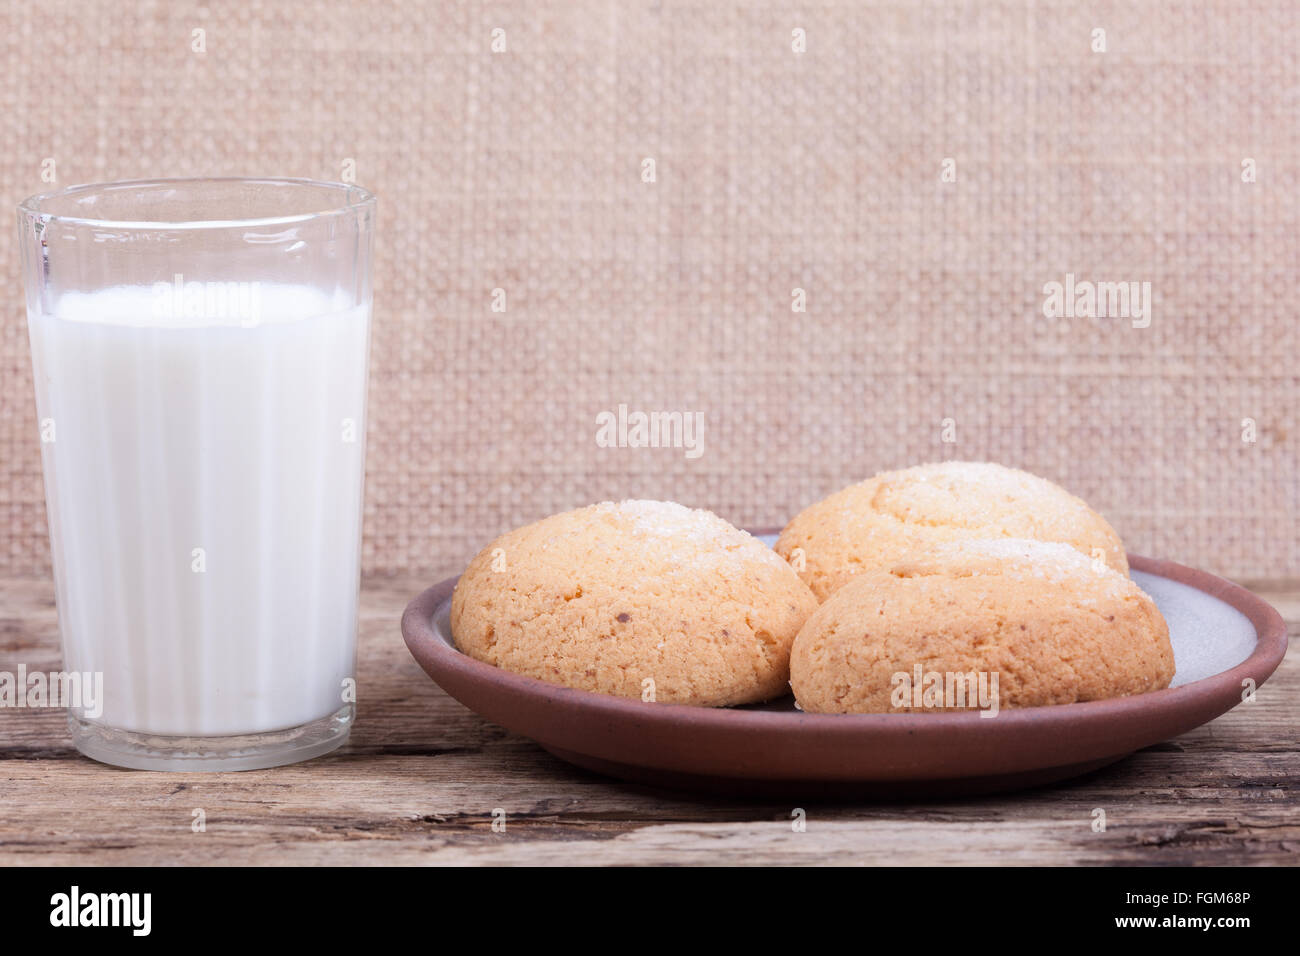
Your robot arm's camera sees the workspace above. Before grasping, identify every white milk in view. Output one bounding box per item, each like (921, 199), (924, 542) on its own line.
(28, 285), (370, 736)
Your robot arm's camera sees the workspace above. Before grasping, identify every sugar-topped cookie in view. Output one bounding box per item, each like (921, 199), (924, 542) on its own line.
(790, 537), (1174, 714)
(451, 500), (819, 707)
(776, 461), (1129, 601)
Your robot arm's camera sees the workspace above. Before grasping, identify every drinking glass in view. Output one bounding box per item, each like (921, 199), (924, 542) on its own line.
(17, 178), (376, 770)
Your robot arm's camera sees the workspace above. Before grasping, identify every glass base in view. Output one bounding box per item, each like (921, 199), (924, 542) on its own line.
(69, 704), (354, 771)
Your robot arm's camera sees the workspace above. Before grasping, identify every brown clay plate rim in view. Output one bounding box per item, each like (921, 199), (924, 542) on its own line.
(400, 550), (1288, 784)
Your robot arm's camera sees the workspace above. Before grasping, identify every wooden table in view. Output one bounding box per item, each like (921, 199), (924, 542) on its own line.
(1, 575), (1296, 866)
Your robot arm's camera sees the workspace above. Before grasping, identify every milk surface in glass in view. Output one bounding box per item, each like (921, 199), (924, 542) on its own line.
(28, 283), (369, 737)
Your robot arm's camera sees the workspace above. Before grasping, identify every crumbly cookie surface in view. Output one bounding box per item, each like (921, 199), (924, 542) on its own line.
(790, 538), (1174, 714)
(776, 461), (1129, 601)
(451, 499), (819, 706)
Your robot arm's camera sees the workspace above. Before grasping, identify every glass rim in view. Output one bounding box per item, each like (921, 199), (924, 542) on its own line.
(17, 176), (377, 231)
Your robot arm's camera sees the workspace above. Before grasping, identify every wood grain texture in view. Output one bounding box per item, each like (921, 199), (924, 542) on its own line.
(0, 574), (1296, 866)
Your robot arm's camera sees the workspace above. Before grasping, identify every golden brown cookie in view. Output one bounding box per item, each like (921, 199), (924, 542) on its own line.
(790, 537), (1174, 714)
(776, 461), (1129, 601)
(451, 500), (819, 707)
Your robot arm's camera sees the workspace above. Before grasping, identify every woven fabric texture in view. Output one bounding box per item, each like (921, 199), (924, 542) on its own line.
(2, 1), (1296, 579)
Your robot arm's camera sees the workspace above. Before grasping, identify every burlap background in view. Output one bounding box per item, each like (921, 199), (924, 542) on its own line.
(2, 1), (1296, 580)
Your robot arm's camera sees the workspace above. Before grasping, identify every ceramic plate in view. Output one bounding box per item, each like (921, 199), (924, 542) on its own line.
(401, 534), (1288, 797)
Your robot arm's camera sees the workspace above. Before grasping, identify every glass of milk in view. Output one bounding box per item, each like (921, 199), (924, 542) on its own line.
(17, 178), (375, 770)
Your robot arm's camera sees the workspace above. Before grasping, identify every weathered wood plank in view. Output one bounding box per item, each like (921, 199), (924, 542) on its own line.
(1, 748), (1297, 866)
(0, 574), (1295, 865)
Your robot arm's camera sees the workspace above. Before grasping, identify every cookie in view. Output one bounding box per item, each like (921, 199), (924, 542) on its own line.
(789, 537), (1174, 714)
(776, 461), (1129, 601)
(451, 499), (819, 707)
